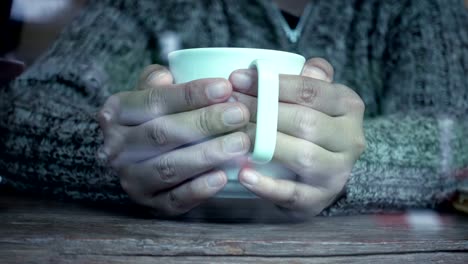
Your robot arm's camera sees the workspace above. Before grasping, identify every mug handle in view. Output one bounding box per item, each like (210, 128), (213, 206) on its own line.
(249, 59), (279, 164)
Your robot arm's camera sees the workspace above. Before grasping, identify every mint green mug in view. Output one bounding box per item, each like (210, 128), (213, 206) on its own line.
(169, 48), (305, 198)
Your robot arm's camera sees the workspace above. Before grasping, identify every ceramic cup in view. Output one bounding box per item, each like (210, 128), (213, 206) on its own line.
(168, 47), (305, 198)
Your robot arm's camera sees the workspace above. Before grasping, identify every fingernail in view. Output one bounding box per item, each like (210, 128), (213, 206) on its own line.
(206, 81), (228, 100)
(231, 70), (252, 90)
(223, 134), (246, 154)
(303, 66), (328, 81)
(101, 111), (112, 123)
(207, 172), (225, 188)
(147, 71), (167, 85)
(97, 147), (109, 162)
(241, 170), (258, 186)
(223, 106), (244, 125)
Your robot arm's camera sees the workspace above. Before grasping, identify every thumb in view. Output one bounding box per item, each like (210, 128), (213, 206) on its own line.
(136, 64), (174, 90)
(301, 58), (334, 83)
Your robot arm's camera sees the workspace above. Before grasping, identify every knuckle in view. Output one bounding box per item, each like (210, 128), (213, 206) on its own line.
(297, 147), (317, 171)
(145, 120), (169, 147)
(119, 176), (131, 194)
(99, 94), (120, 120)
(335, 84), (365, 112)
(283, 184), (302, 209)
(97, 109), (108, 125)
(184, 81), (199, 107)
(140, 65), (168, 84)
(105, 128), (127, 165)
(196, 108), (215, 135)
(297, 78), (319, 106)
(119, 168), (136, 196)
(154, 155), (177, 184)
(145, 87), (163, 115)
(165, 191), (186, 215)
(199, 146), (217, 165)
(293, 110), (317, 138)
(354, 135), (366, 155)
(346, 96), (365, 112)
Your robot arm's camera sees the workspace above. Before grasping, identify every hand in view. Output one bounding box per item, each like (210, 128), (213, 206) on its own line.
(229, 58), (366, 217)
(98, 65), (251, 216)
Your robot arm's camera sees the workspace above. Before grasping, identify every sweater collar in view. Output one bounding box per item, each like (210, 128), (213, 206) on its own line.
(257, 0), (314, 44)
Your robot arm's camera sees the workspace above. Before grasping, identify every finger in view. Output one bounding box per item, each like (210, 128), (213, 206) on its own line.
(98, 124), (128, 163)
(243, 124), (348, 186)
(276, 132), (348, 184)
(97, 96), (124, 162)
(277, 103), (361, 152)
(147, 170), (227, 217)
(98, 94), (120, 128)
(229, 58), (335, 95)
(274, 133), (351, 189)
(119, 132), (250, 197)
(238, 169), (332, 215)
(100, 65), (174, 126)
(233, 92), (360, 152)
(104, 78), (232, 126)
(136, 64), (174, 90)
(230, 92), (258, 121)
(231, 71), (362, 117)
(278, 77), (364, 117)
(109, 102), (249, 164)
(233, 88), (365, 154)
(229, 57), (334, 94)
(301, 57), (334, 82)
(229, 69), (258, 96)
(233, 88), (364, 152)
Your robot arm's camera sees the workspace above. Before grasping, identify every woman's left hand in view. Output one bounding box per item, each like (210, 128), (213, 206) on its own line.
(229, 58), (366, 217)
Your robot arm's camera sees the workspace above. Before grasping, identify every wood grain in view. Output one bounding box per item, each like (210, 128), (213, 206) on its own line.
(2, 252), (468, 264)
(1, 194), (467, 263)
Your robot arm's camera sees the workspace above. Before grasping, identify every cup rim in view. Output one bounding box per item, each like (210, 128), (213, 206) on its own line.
(168, 47), (305, 61)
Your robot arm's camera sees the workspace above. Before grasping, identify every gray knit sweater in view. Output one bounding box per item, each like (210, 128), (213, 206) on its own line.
(1, 0), (467, 215)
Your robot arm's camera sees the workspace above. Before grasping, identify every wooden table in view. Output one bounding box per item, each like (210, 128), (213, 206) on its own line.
(1, 193), (467, 264)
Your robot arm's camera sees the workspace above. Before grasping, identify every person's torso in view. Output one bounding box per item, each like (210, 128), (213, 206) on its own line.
(123, 0), (407, 117)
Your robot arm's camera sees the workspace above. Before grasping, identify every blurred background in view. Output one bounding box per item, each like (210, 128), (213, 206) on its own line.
(1, 0), (467, 75)
(1, 0), (86, 65)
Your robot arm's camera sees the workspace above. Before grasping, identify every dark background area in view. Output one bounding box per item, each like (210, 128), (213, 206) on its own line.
(1, 0), (467, 67)
(1, 0), (86, 65)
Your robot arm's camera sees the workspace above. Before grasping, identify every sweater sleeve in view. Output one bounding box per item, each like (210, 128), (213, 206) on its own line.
(324, 0), (468, 215)
(0, 1), (152, 202)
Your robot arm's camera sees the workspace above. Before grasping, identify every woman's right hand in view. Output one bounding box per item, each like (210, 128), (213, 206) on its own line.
(98, 65), (251, 217)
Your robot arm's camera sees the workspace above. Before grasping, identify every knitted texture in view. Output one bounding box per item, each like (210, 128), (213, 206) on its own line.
(0, 0), (467, 215)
